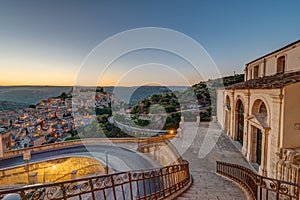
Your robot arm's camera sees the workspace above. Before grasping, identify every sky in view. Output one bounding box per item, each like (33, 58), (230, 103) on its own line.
(1, 0), (300, 86)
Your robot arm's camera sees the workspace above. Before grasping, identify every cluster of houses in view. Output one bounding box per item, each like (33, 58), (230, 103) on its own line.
(0, 98), (74, 152)
(0, 89), (114, 157)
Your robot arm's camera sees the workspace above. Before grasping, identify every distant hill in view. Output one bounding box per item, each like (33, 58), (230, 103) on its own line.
(0, 86), (186, 111)
(0, 77), (244, 114)
(0, 86), (72, 105)
(103, 86), (187, 106)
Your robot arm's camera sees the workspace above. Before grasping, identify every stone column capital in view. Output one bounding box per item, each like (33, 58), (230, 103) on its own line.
(269, 94), (283, 103)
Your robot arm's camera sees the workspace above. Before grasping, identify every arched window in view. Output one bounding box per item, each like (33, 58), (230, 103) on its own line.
(253, 65), (259, 79)
(226, 96), (231, 110)
(277, 56), (285, 74)
(252, 100), (268, 124)
(251, 100), (268, 165)
(259, 102), (267, 115)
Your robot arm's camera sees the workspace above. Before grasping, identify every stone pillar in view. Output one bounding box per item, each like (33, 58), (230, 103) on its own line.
(229, 92), (235, 139)
(243, 92), (250, 157)
(259, 130), (268, 176)
(179, 122), (183, 129)
(242, 125), (247, 156)
(246, 125), (253, 162)
(181, 116), (184, 123)
(29, 172), (38, 184)
(224, 110), (228, 134)
(276, 161), (283, 180)
(196, 116), (200, 123)
(95, 172), (101, 176)
(176, 128), (182, 138)
(284, 162), (291, 182)
(211, 116), (217, 122)
(291, 165), (297, 184)
(71, 170), (77, 180)
(281, 162), (285, 180)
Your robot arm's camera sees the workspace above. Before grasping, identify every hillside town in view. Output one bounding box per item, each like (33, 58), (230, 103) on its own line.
(0, 89), (113, 151)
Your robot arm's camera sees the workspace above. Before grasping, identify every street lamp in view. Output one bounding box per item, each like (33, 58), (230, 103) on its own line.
(169, 129), (175, 135)
(43, 165), (56, 183)
(105, 151), (109, 174)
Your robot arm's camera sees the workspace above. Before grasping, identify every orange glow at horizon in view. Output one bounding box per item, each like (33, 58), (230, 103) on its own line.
(1, 63), (199, 87)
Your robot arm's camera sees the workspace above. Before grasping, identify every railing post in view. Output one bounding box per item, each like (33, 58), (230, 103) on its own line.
(71, 170), (77, 180)
(89, 179), (96, 200)
(110, 175), (117, 200)
(160, 169), (166, 199)
(61, 183), (67, 200)
(29, 172), (38, 185)
(128, 172), (134, 200)
(20, 190), (26, 199)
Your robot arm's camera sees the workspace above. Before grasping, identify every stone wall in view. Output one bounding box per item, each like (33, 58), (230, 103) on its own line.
(138, 139), (182, 166)
(0, 156), (105, 186)
(137, 119), (184, 167)
(276, 148), (300, 184)
(1, 137), (174, 159)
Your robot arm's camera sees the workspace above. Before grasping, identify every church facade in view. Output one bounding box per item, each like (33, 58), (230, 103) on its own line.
(216, 39), (300, 183)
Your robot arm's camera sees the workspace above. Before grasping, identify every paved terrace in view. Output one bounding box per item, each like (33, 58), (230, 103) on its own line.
(176, 122), (252, 200)
(0, 121), (253, 199)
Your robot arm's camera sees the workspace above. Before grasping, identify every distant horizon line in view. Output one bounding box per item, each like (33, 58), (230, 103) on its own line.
(0, 84), (191, 87)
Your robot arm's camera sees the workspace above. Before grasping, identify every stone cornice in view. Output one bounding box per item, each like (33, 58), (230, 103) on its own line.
(269, 94), (283, 103)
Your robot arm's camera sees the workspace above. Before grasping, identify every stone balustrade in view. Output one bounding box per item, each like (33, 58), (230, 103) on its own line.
(276, 148), (300, 184)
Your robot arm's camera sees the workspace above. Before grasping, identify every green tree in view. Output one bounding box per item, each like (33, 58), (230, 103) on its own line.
(29, 104), (36, 109)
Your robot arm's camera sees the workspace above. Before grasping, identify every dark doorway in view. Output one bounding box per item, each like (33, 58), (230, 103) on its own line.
(256, 129), (262, 165)
(237, 101), (244, 145)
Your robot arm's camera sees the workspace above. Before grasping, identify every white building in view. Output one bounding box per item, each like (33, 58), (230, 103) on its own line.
(0, 128), (11, 157)
(217, 39), (300, 183)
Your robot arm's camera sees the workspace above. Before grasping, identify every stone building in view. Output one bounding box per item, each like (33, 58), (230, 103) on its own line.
(0, 128), (11, 157)
(216, 39), (300, 183)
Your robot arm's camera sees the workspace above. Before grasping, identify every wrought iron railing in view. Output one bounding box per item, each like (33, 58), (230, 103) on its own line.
(0, 161), (190, 200)
(216, 161), (300, 200)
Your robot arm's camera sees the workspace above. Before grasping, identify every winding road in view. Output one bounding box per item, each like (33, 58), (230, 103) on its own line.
(0, 144), (160, 171)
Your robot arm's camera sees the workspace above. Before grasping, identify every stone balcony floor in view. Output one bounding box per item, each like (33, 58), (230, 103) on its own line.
(176, 122), (252, 200)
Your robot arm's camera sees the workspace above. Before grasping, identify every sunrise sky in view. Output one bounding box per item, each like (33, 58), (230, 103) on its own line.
(1, 0), (300, 86)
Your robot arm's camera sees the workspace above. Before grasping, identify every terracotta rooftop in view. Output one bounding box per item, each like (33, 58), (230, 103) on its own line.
(226, 71), (300, 89)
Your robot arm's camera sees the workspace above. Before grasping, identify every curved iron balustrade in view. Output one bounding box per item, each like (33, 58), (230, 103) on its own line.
(0, 161), (190, 200)
(216, 161), (300, 200)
